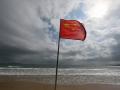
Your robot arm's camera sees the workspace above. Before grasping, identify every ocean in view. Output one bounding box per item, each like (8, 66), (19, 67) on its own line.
(0, 67), (120, 85)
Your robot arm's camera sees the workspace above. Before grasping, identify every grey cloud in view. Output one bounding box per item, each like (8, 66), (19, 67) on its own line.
(0, 0), (81, 64)
(111, 34), (120, 58)
(1, 0), (120, 68)
(0, 43), (58, 67)
(0, 44), (37, 63)
(58, 0), (120, 67)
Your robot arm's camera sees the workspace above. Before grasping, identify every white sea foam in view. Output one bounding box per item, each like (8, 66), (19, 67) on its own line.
(0, 68), (55, 75)
(0, 67), (120, 76)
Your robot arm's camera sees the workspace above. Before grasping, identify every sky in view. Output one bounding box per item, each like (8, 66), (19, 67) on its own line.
(0, 0), (120, 68)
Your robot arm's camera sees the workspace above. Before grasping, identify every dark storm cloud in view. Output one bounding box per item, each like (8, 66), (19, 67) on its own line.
(0, 44), (37, 63)
(0, 0), (82, 66)
(110, 34), (120, 64)
(0, 0), (120, 68)
(0, 0), (53, 64)
(0, 43), (58, 66)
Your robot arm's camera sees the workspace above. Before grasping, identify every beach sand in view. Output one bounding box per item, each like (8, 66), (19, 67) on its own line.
(0, 76), (120, 90)
(1, 81), (120, 90)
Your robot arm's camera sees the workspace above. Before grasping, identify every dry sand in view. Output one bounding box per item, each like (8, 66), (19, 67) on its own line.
(0, 80), (120, 90)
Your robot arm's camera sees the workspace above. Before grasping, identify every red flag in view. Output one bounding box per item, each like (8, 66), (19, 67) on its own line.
(60, 19), (86, 41)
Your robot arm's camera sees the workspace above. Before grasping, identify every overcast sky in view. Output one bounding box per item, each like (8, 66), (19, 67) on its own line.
(0, 0), (120, 67)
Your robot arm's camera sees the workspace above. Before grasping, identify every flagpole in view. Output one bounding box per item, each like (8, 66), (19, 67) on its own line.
(54, 26), (61, 90)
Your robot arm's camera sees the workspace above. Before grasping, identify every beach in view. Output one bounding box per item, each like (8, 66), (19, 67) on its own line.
(0, 75), (120, 90)
(1, 68), (120, 90)
(0, 79), (120, 90)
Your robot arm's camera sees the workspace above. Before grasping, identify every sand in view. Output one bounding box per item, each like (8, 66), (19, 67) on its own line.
(0, 76), (120, 90)
(1, 80), (120, 90)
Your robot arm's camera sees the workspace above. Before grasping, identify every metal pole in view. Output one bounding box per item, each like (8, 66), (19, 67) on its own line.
(54, 28), (61, 90)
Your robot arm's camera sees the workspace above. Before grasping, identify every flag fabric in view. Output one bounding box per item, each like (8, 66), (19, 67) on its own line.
(60, 19), (86, 41)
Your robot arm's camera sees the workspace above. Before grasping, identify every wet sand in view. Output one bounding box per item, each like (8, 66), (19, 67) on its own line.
(0, 80), (120, 90)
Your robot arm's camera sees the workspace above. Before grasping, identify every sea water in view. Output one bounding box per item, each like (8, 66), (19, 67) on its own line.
(0, 67), (120, 85)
